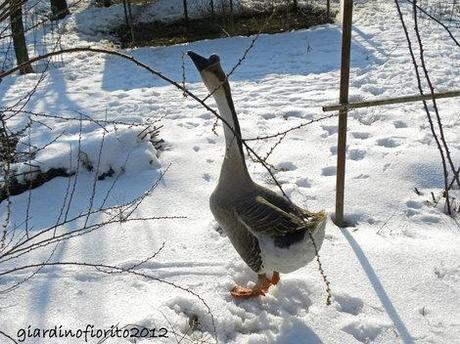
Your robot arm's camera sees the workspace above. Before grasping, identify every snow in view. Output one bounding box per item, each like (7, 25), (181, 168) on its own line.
(12, 122), (161, 184)
(1, 0), (460, 343)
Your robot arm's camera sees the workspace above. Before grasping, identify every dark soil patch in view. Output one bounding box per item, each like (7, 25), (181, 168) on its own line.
(115, 5), (334, 48)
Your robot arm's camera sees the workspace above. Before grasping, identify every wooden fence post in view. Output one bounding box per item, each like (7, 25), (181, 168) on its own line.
(334, 0), (353, 226)
(229, 0), (234, 32)
(122, 0), (134, 44)
(293, 0), (299, 11)
(183, 0), (189, 29)
(9, 0), (33, 74)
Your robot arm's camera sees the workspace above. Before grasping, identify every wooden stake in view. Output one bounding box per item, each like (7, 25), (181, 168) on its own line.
(334, 0), (353, 227)
(183, 0), (189, 30)
(323, 89), (460, 112)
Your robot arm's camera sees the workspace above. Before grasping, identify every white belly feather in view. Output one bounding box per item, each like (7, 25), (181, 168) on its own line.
(256, 220), (326, 274)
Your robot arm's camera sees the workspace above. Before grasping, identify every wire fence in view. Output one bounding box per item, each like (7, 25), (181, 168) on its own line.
(0, 12), (64, 72)
(117, 0), (340, 46)
(419, 0), (460, 27)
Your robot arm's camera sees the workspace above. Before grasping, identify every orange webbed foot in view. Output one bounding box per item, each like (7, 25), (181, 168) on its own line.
(230, 285), (265, 299)
(230, 274), (272, 299)
(271, 271), (280, 285)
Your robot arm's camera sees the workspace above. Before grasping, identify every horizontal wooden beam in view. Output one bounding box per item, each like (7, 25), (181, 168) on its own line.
(322, 89), (460, 112)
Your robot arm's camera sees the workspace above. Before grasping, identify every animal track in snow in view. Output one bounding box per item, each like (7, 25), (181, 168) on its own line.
(202, 173), (211, 182)
(341, 319), (391, 343)
(295, 178), (312, 188)
(348, 149), (366, 161)
(406, 200), (423, 209)
(321, 125), (339, 137)
(405, 200), (441, 224)
(352, 132), (370, 140)
(393, 120), (408, 128)
(193, 146), (200, 152)
(261, 113), (276, 119)
(275, 162), (297, 171)
(330, 146), (338, 155)
(377, 137), (401, 148)
(322, 166), (337, 176)
(282, 110), (303, 119)
(198, 112), (212, 120)
(334, 293), (364, 315)
(178, 121), (200, 129)
(419, 214), (441, 224)
(434, 263), (460, 282)
(115, 92), (129, 99)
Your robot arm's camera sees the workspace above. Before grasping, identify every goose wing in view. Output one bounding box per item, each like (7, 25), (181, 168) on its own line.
(234, 195), (318, 237)
(258, 186), (321, 219)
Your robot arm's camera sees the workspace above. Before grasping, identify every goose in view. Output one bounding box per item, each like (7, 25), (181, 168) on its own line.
(188, 51), (327, 299)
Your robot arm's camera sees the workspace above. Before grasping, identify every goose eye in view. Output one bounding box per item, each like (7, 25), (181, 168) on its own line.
(209, 54), (220, 63)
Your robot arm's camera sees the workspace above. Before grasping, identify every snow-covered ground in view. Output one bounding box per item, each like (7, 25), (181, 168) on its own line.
(1, 1), (460, 343)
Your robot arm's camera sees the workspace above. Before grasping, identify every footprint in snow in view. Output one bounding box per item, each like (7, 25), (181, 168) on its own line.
(320, 125), (339, 137)
(275, 162), (297, 172)
(348, 149), (366, 161)
(434, 264), (460, 282)
(282, 110), (303, 119)
(377, 137), (401, 148)
(178, 121), (200, 129)
(406, 200), (423, 209)
(107, 100), (121, 107)
(202, 173), (211, 182)
(115, 93), (129, 99)
(295, 177), (312, 188)
(322, 166), (337, 176)
(393, 120), (408, 128)
(341, 319), (393, 343)
(352, 132), (370, 140)
(198, 112), (212, 120)
(261, 113), (276, 119)
(353, 174), (370, 179)
(334, 293), (364, 316)
(193, 146), (200, 152)
(419, 214), (441, 224)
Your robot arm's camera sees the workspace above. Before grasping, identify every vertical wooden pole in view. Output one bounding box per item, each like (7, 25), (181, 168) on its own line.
(126, 0), (135, 43)
(9, 0), (33, 74)
(334, 0), (353, 226)
(122, 0), (134, 44)
(221, 0), (226, 28)
(229, 0), (234, 32)
(327, 0), (330, 19)
(183, 0), (189, 30)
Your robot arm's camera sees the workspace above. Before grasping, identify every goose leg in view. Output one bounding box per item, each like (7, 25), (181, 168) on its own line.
(271, 271), (280, 285)
(230, 274), (272, 299)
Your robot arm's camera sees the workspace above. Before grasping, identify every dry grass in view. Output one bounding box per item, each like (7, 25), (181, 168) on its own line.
(114, 4), (333, 48)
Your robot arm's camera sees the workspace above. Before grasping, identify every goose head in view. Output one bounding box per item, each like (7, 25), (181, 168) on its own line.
(187, 51), (228, 94)
(187, 51), (242, 149)
(188, 51), (250, 181)
(187, 51), (242, 142)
